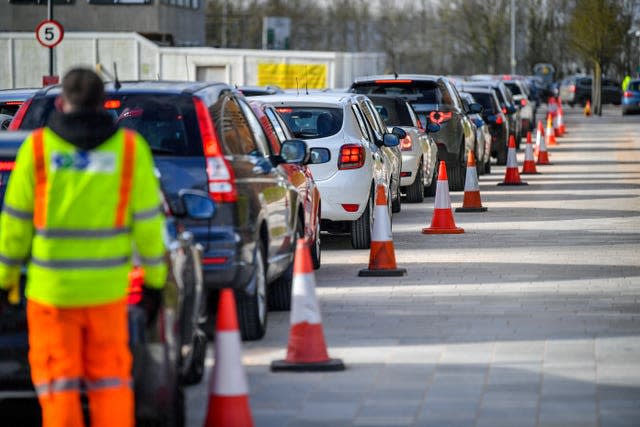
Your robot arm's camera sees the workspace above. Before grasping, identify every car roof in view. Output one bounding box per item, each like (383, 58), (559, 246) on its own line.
(32, 81), (233, 97)
(352, 74), (442, 84)
(250, 92), (365, 107)
(459, 86), (494, 94)
(0, 131), (29, 155)
(0, 88), (39, 101)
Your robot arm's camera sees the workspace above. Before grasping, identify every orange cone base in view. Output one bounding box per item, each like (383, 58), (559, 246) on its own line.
(422, 226), (464, 234)
(537, 152), (552, 165)
(455, 206), (488, 212)
(359, 267), (407, 277)
(271, 357), (345, 372)
(205, 395), (254, 427)
(497, 181), (528, 186)
(521, 162), (539, 175)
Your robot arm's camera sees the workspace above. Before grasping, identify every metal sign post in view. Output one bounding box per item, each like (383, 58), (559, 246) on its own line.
(48, 0), (53, 76)
(35, 12), (64, 86)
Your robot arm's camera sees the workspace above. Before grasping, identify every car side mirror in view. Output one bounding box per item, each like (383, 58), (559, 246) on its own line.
(469, 103), (483, 114)
(179, 190), (216, 220)
(391, 126), (407, 139)
(280, 139), (309, 164)
(508, 106), (517, 114)
(426, 123), (440, 133)
(382, 133), (400, 147)
(308, 147), (331, 164)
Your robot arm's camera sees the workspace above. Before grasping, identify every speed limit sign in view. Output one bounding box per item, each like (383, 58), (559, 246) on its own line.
(36, 19), (64, 49)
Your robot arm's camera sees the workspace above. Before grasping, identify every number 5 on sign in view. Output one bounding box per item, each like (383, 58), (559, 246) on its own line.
(36, 19), (64, 49)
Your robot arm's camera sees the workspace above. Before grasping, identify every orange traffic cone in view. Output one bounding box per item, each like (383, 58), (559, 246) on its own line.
(521, 132), (538, 174)
(422, 161), (464, 234)
(271, 239), (345, 372)
(204, 289), (254, 427)
(359, 184), (407, 276)
(455, 151), (487, 213)
(498, 135), (528, 186)
(557, 98), (566, 136)
(545, 113), (557, 146)
(584, 100), (591, 116)
(535, 120), (551, 165)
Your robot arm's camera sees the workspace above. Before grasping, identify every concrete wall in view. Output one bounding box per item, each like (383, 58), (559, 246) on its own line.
(0, 32), (385, 90)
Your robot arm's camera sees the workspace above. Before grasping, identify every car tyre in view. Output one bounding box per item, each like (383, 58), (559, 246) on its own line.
(237, 240), (267, 340)
(350, 189), (373, 249)
(447, 146), (466, 191)
(311, 217), (321, 270)
(268, 220), (303, 311)
(405, 160), (424, 203)
(484, 158), (492, 174)
(391, 193), (401, 213)
(424, 160), (438, 197)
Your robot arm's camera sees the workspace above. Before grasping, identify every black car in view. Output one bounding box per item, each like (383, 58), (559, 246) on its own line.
(351, 75), (480, 191)
(460, 86), (509, 165)
(559, 75), (622, 107)
(12, 81), (319, 341)
(465, 79), (521, 148)
(0, 130), (212, 427)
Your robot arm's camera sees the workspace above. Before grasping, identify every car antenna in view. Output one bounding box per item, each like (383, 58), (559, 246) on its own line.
(185, 56), (191, 81)
(113, 62), (121, 90)
(296, 77), (300, 96)
(305, 66), (309, 95)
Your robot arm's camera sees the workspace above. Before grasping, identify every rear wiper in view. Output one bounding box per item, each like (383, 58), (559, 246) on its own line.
(150, 147), (178, 155)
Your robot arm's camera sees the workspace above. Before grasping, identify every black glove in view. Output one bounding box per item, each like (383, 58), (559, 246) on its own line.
(0, 289), (10, 314)
(137, 286), (163, 326)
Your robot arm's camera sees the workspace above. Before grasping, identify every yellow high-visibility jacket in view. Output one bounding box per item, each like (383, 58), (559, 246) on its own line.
(0, 127), (167, 307)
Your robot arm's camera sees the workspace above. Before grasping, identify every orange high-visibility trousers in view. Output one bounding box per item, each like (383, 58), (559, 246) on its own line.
(27, 299), (134, 427)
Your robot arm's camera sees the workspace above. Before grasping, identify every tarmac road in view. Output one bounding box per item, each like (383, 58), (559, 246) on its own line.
(186, 106), (640, 427)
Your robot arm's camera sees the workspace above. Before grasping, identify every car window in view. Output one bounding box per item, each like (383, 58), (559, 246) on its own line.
(237, 98), (270, 155)
(360, 100), (385, 139)
(351, 104), (373, 142)
(276, 107), (343, 139)
(352, 81), (440, 105)
(264, 108), (290, 143)
(504, 82), (522, 96)
(438, 81), (454, 106)
(466, 92), (495, 113)
(629, 81), (640, 91)
(369, 98), (413, 126)
(209, 96), (260, 156)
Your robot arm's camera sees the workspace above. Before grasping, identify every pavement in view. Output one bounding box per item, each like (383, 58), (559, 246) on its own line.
(186, 106), (640, 427)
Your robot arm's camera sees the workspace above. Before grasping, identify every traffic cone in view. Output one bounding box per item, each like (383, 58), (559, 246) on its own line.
(557, 98), (566, 136)
(455, 151), (487, 213)
(204, 289), (254, 427)
(271, 239), (345, 372)
(359, 184), (407, 277)
(545, 113), (557, 146)
(498, 135), (528, 186)
(584, 100), (591, 116)
(422, 161), (464, 234)
(521, 132), (539, 174)
(536, 119), (551, 165)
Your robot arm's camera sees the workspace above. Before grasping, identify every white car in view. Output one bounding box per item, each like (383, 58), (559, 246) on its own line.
(504, 80), (535, 133)
(367, 94), (439, 202)
(254, 93), (400, 249)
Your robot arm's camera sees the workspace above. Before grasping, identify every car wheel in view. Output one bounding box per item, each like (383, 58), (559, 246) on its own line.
(268, 220), (303, 311)
(447, 145), (466, 191)
(424, 159), (438, 197)
(391, 192), (401, 213)
(165, 385), (185, 427)
(497, 144), (507, 165)
(310, 217), (321, 270)
(405, 160), (424, 203)
(350, 189), (373, 249)
(484, 158), (492, 174)
(236, 240), (267, 340)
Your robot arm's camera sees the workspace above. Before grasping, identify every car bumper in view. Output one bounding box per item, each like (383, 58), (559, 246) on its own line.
(400, 151), (420, 186)
(316, 171), (372, 222)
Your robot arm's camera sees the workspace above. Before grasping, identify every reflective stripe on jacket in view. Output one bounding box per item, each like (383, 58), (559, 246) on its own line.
(0, 127), (167, 307)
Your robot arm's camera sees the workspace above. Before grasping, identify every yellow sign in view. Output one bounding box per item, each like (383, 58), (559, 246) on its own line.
(257, 63), (327, 89)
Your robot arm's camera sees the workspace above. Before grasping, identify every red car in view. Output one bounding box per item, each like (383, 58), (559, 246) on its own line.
(249, 100), (323, 269)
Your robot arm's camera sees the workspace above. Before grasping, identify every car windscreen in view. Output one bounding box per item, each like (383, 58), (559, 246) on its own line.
(504, 82), (522, 96)
(466, 92), (497, 113)
(20, 94), (203, 156)
(352, 81), (440, 105)
(368, 98), (413, 127)
(275, 107), (343, 139)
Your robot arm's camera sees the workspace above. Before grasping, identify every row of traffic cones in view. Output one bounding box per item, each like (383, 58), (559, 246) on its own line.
(203, 107), (568, 426)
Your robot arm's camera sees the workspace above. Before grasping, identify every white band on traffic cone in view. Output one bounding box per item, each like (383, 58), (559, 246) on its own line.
(434, 180), (451, 209)
(463, 166), (479, 192)
(372, 204), (392, 242)
(524, 141), (534, 161)
(212, 331), (249, 395)
(506, 147), (518, 168)
(290, 272), (322, 325)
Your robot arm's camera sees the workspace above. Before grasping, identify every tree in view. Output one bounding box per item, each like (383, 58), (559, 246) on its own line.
(569, 0), (629, 115)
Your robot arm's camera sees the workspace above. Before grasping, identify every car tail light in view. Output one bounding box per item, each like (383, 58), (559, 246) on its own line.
(400, 136), (412, 151)
(194, 97), (237, 203)
(3, 101), (23, 106)
(495, 115), (504, 125)
(502, 106), (507, 114)
(502, 74), (512, 80)
(7, 98), (32, 130)
(374, 79), (413, 84)
(400, 171), (411, 177)
(104, 99), (121, 109)
(569, 84), (576, 93)
(203, 256), (228, 265)
(0, 161), (15, 171)
(341, 204), (359, 212)
(520, 99), (527, 107)
(429, 111), (452, 124)
(338, 144), (365, 169)
(623, 91), (633, 98)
